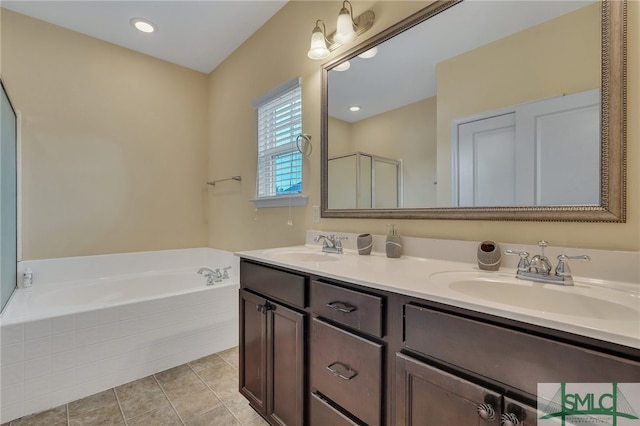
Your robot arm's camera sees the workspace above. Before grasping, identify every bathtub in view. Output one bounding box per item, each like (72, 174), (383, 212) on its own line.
(0, 248), (239, 424)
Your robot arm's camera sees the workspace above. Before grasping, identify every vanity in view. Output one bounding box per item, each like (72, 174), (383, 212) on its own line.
(237, 0), (634, 423)
(237, 239), (640, 426)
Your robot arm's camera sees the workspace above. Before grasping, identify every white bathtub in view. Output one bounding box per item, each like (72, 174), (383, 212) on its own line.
(0, 248), (239, 424)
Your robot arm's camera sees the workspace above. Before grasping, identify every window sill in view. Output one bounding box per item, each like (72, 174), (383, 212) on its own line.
(250, 194), (308, 209)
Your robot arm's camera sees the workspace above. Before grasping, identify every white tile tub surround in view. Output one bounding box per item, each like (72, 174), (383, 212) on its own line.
(0, 248), (239, 424)
(305, 230), (640, 285)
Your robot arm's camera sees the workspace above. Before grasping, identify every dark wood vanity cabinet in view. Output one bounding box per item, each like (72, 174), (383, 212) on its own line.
(397, 302), (640, 426)
(239, 261), (307, 426)
(239, 259), (640, 426)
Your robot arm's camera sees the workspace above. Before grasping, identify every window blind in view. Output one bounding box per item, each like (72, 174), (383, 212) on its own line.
(254, 78), (303, 199)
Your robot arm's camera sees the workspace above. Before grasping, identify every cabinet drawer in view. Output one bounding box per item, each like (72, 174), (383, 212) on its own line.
(240, 260), (306, 308)
(310, 318), (383, 426)
(311, 280), (384, 337)
(404, 304), (640, 396)
(310, 393), (360, 426)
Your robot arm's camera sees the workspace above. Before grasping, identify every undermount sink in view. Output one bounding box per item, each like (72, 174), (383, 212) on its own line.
(265, 248), (340, 263)
(429, 271), (639, 321)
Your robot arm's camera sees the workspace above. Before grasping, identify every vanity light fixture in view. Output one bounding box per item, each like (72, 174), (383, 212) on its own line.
(131, 18), (157, 33)
(307, 1), (375, 60)
(307, 20), (331, 59)
(334, 61), (351, 72)
(335, 1), (358, 44)
(357, 46), (378, 59)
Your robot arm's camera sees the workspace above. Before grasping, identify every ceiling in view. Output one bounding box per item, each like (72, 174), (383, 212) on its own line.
(328, 0), (596, 122)
(1, 1), (288, 74)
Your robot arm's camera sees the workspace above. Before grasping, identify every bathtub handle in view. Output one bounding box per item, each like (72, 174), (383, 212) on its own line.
(257, 301), (275, 314)
(222, 266), (232, 279)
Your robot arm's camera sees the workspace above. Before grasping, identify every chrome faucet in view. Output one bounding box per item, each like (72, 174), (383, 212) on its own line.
(314, 234), (348, 254)
(504, 241), (590, 286)
(528, 240), (553, 275)
(197, 267), (222, 285)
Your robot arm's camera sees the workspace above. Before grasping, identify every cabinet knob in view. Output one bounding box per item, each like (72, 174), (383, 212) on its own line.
(501, 413), (520, 426)
(477, 403), (496, 422)
(256, 302), (274, 314)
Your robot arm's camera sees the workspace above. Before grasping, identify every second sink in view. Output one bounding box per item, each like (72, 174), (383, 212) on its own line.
(430, 271), (639, 321)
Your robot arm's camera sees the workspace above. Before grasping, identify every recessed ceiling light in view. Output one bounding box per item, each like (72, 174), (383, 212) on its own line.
(349, 106), (360, 112)
(131, 18), (157, 33)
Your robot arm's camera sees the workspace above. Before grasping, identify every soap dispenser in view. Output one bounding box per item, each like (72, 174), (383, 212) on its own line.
(385, 224), (402, 258)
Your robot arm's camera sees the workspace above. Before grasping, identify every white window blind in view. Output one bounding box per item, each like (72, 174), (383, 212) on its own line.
(253, 78), (303, 200)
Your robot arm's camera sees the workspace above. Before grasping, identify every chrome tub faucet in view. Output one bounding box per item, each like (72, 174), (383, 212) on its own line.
(198, 267), (222, 285)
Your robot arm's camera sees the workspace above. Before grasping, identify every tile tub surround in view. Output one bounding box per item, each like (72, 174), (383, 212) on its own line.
(0, 248), (240, 424)
(1, 347), (268, 426)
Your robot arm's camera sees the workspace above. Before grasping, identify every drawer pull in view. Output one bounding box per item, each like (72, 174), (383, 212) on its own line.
(477, 403), (496, 422)
(326, 301), (357, 313)
(327, 361), (358, 381)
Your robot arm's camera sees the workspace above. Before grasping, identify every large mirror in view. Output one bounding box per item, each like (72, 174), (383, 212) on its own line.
(321, 0), (626, 221)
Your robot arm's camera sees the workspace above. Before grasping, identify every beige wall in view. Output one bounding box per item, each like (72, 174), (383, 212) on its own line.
(209, 0), (639, 252)
(1, 10), (209, 259)
(436, 3), (600, 205)
(2, 0), (638, 258)
(206, 1), (430, 251)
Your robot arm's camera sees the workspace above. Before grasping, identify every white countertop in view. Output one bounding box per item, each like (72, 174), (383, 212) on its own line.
(236, 245), (640, 351)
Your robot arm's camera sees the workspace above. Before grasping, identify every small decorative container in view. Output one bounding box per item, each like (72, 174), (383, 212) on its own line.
(477, 241), (501, 271)
(386, 224), (403, 258)
(357, 234), (373, 255)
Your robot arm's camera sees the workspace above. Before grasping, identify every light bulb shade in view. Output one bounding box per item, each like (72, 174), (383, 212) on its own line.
(334, 8), (357, 44)
(333, 61), (351, 72)
(357, 46), (378, 59)
(307, 27), (330, 59)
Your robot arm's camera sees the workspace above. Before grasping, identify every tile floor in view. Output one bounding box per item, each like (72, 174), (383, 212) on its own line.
(3, 347), (268, 426)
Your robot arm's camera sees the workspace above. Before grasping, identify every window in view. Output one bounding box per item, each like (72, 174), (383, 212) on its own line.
(252, 77), (307, 208)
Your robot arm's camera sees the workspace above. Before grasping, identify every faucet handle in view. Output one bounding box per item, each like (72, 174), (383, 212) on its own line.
(334, 235), (348, 248)
(222, 266), (231, 279)
(504, 250), (530, 272)
(555, 254), (590, 277)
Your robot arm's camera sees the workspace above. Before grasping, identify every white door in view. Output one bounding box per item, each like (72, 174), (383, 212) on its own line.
(452, 89), (600, 207)
(516, 89), (600, 205)
(454, 113), (517, 207)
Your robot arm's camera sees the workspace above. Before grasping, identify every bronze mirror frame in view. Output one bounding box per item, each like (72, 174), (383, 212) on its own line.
(320, 0), (626, 222)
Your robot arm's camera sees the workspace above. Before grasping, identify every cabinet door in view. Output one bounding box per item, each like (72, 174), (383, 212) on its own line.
(240, 289), (268, 415)
(267, 302), (305, 426)
(395, 353), (501, 426)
